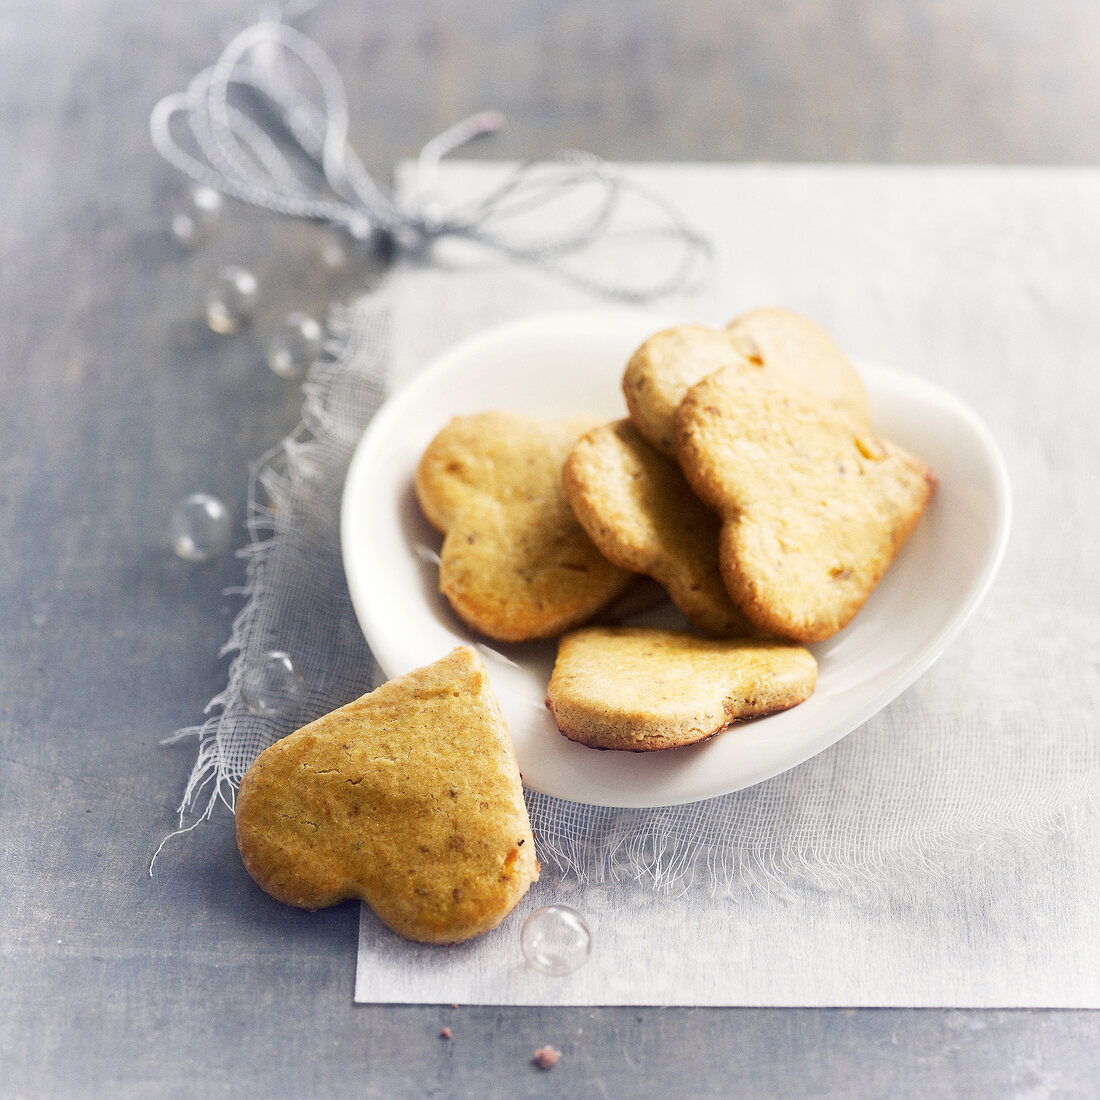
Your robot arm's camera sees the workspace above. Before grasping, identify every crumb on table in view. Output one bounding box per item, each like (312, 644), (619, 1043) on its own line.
(533, 1045), (561, 1070)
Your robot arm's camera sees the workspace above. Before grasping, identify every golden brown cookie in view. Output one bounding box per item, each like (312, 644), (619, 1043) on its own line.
(622, 312), (870, 461)
(622, 323), (748, 458)
(546, 626), (817, 751)
(415, 412), (634, 642)
(235, 647), (538, 943)
(676, 367), (936, 643)
(563, 419), (754, 637)
(726, 306), (870, 426)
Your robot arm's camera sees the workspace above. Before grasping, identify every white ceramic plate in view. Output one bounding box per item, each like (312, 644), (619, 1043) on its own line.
(341, 310), (1011, 807)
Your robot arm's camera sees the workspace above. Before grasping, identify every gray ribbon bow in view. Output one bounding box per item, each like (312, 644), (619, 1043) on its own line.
(150, 19), (711, 301)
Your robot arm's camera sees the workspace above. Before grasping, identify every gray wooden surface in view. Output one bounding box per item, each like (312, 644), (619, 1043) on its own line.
(3, 1), (1098, 1096)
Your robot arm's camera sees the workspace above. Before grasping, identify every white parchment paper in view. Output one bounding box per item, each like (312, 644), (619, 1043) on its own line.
(353, 164), (1099, 1006)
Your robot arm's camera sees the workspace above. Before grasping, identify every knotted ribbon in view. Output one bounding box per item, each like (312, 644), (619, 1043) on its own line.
(150, 18), (711, 301)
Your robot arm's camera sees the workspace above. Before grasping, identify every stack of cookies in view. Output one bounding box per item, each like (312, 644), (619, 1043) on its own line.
(416, 307), (936, 753)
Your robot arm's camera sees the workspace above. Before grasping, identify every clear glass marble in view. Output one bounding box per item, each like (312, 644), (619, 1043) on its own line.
(521, 905), (592, 976)
(266, 312), (324, 379)
(170, 184), (223, 249)
(170, 493), (232, 562)
(205, 265), (259, 334)
(240, 650), (307, 719)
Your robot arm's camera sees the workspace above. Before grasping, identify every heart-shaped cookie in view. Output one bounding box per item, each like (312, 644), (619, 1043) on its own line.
(563, 419), (755, 637)
(725, 306), (870, 426)
(546, 626), (817, 751)
(622, 323), (748, 457)
(235, 647), (538, 943)
(415, 411), (633, 642)
(676, 367), (936, 642)
(622, 311), (870, 460)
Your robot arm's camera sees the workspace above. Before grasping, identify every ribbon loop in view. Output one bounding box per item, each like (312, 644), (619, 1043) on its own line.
(150, 19), (711, 301)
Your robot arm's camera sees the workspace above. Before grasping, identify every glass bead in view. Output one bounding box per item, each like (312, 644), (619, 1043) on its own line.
(521, 905), (592, 976)
(205, 265), (259, 334)
(170, 493), (232, 562)
(266, 312), (324, 380)
(169, 184), (223, 249)
(240, 650), (307, 719)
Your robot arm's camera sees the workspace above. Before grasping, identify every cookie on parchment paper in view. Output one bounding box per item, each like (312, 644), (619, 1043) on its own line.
(235, 647), (538, 944)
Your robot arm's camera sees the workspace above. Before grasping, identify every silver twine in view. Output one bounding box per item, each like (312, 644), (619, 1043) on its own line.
(149, 19), (711, 302)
